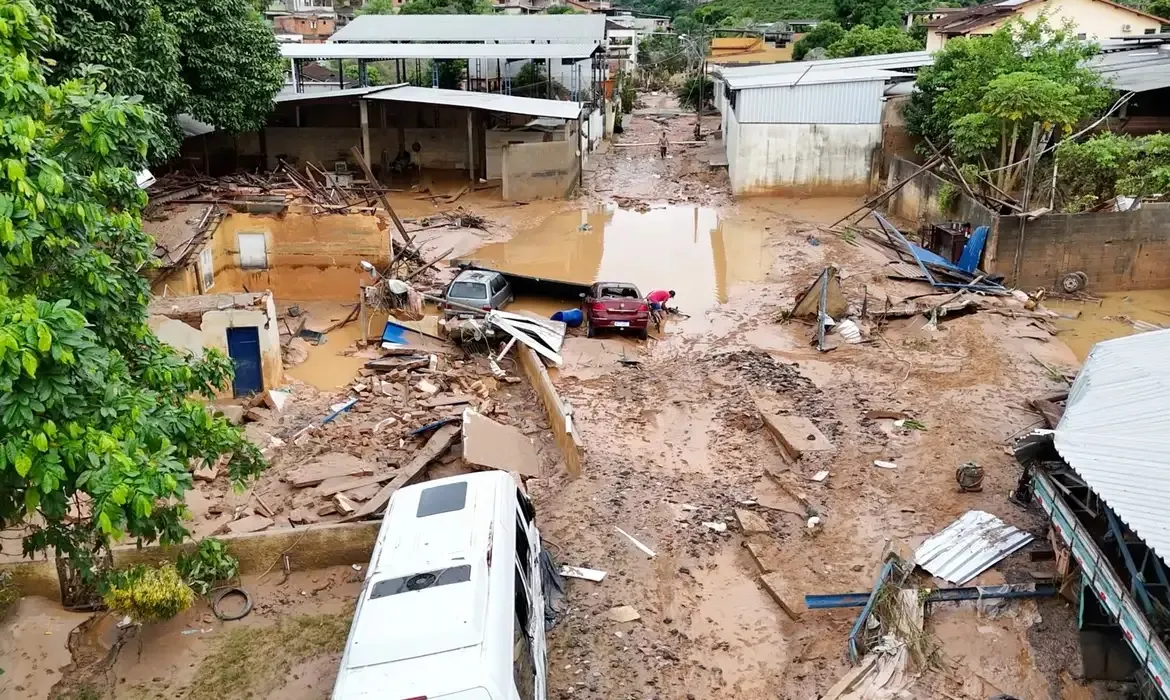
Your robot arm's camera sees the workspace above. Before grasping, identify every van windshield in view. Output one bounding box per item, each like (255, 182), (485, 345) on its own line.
(449, 281), (488, 300)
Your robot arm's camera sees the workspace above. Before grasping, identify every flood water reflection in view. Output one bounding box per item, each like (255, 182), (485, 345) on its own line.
(468, 205), (771, 312)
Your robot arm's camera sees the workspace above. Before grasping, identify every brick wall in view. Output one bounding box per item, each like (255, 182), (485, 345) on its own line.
(993, 204), (1170, 291)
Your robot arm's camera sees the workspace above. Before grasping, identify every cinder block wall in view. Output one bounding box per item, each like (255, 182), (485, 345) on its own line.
(994, 205), (1170, 291)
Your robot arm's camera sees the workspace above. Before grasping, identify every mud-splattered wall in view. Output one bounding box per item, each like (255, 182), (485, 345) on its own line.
(994, 205), (1170, 291)
(726, 107), (881, 196)
(152, 208), (392, 302)
(501, 140), (579, 201)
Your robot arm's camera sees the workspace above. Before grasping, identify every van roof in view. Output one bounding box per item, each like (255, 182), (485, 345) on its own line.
(340, 472), (510, 676)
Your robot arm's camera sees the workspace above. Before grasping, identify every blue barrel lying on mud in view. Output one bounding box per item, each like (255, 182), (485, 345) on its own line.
(551, 308), (583, 327)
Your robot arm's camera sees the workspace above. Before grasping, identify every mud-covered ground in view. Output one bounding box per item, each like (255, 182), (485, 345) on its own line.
(525, 99), (1106, 700)
(1, 95), (1115, 700)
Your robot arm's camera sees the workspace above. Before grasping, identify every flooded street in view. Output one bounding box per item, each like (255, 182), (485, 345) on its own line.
(1047, 289), (1170, 359)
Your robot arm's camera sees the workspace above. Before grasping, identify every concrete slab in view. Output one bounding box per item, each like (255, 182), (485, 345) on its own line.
(757, 405), (834, 462)
(462, 410), (541, 478)
(760, 572), (805, 621)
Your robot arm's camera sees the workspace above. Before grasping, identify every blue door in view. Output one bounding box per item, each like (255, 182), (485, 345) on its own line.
(226, 326), (263, 398)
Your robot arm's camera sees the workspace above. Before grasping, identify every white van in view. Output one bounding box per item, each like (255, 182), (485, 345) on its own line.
(332, 471), (548, 700)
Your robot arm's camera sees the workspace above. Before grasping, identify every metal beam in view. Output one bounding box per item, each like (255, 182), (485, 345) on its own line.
(807, 583), (1058, 610)
(1106, 506), (1156, 616)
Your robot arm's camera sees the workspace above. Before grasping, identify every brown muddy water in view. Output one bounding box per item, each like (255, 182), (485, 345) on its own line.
(469, 205), (771, 313)
(1046, 289), (1170, 360)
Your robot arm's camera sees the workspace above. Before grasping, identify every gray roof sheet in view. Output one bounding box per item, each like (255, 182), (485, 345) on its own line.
(363, 85), (581, 119)
(714, 50), (934, 78)
(283, 42), (601, 60)
(1090, 46), (1170, 92)
(274, 85), (393, 103)
(913, 510), (1034, 584)
(329, 14), (606, 43)
(1054, 329), (1170, 561)
(723, 66), (909, 90)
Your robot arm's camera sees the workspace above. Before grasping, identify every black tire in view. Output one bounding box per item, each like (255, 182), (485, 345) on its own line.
(638, 327), (649, 340)
(586, 320), (596, 338)
(1060, 271), (1086, 293)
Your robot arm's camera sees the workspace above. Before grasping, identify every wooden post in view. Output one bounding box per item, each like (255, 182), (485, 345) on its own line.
(359, 100), (371, 178)
(466, 109), (475, 183)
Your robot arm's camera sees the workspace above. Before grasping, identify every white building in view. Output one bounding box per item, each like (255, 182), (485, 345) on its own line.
(713, 54), (927, 195)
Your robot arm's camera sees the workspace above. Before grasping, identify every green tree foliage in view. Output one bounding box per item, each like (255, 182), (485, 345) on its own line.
(824, 23), (920, 56)
(793, 20), (845, 59)
(163, 0), (285, 136)
(637, 33), (688, 88)
(177, 538), (239, 596)
(546, 4), (582, 12)
(904, 18), (1109, 190)
(833, 0), (901, 28)
(343, 62), (389, 86)
(36, 0), (282, 160)
(1056, 133), (1170, 210)
(1145, 0), (1170, 21)
(399, 0), (493, 13)
(676, 74), (714, 109)
(358, 0), (396, 13)
(0, 0), (265, 581)
(691, 0), (833, 26)
(36, 0), (185, 157)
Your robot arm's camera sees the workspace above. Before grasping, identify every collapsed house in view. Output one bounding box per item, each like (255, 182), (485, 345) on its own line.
(1016, 329), (1170, 696)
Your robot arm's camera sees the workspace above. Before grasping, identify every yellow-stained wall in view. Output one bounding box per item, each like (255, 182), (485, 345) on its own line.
(928, 0), (1165, 49)
(152, 208), (393, 302)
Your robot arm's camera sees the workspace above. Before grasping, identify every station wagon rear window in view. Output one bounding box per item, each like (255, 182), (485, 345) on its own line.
(369, 565), (472, 599)
(416, 482), (468, 517)
(449, 281), (488, 299)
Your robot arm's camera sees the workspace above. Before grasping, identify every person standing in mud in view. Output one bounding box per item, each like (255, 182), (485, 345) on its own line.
(658, 131), (669, 159)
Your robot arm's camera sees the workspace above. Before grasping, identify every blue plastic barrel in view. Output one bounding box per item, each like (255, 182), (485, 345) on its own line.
(551, 308), (584, 328)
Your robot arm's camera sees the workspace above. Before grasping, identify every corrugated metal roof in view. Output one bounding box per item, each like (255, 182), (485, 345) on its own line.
(913, 510), (1035, 584)
(274, 85), (394, 103)
(1090, 46), (1170, 92)
(329, 14), (606, 43)
(734, 78), (887, 124)
(282, 42), (601, 60)
(364, 85), (582, 119)
(724, 66), (905, 90)
(1054, 329), (1170, 562)
(714, 51), (933, 79)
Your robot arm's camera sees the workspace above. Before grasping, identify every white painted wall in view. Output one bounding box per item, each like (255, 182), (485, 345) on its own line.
(726, 120), (880, 195)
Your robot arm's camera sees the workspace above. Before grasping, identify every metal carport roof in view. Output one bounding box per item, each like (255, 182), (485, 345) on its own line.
(362, 85), (582, 120)
(282, 42), (602, 61)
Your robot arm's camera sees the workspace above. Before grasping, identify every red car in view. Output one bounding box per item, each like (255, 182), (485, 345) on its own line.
(582, 282), (650, 339)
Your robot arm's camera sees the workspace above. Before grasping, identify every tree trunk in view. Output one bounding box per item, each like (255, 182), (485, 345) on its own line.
(1001, 121), (1020, 192)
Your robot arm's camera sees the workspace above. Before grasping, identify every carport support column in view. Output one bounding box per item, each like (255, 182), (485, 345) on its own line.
(466, 110), (475, 183)
(360, 100), (371, 176)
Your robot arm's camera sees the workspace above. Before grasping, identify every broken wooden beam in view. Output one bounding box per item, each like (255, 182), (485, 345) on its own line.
(349, 423), (460, 520)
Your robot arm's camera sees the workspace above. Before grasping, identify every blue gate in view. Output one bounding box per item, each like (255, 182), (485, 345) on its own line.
(226, 326), (263, 398)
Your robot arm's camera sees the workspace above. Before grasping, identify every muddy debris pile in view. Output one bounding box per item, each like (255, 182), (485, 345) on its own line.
(202, 349), (547, 534)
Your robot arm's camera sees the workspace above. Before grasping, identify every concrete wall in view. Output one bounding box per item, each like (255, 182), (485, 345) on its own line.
(727, 119), (881, 195)
(485, 128), (564, 180)
(501, 140), (579, 201)
(1, 522), (381, 600)
(516, 345), (584, 478)
(993, 205), (1170, 291)
(148, 294), (284, 396)
(883, 155), (998, 233)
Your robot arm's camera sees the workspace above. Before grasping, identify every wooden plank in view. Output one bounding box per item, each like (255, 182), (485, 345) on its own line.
(422, 394), (474, 408)
(286, 454), (376, 488)
(315, 472), (396, 498)
(350, 423), (460, 520)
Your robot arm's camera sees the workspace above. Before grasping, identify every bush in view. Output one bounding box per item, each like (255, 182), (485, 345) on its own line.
(177, 538), (240, 596)
(103, 563), (195, 623)
(676, 75), (714, 111)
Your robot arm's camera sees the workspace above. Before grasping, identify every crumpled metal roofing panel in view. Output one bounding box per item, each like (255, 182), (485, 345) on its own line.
(1054, 329), (1170, 562)
(913, 510), (1034, 584)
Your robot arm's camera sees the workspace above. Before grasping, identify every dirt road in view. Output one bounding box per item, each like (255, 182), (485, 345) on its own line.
(528, 98), (1095, 700)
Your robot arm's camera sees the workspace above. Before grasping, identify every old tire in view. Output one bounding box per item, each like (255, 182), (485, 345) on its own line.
(586, 321), (596, 338)
(1060, 271), (1087, 293)
(638, 328), (649, 341)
